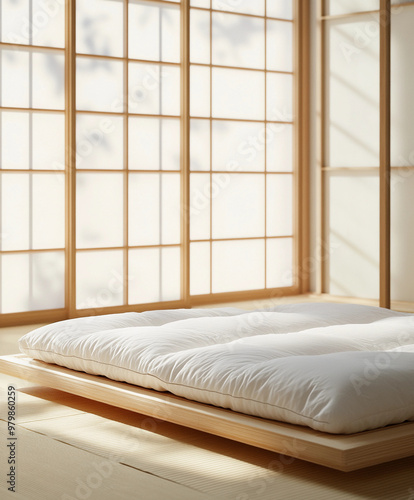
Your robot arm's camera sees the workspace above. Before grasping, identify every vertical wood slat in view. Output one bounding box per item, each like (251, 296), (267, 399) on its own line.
(295, 0), (310, 294)
(379, 0), (391, 309)
(317, 0), (326, 295)
(264, 0), (267, 289)
(181, 0), (190, 305)
(0, 12), (2, 313)
(123, 0), (129, 307)
(209, 6), (213, 295)
(65, 0), (77, 317)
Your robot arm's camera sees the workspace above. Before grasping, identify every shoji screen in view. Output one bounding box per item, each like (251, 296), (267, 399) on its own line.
(189, 0), (295, 297)
(321, 0), (414, 310)
(75, 0), (182, 310)
(322, 1), (381, 301)
(390, 0), (414, 305)
(0, 0), (307, 325)
(0, 0), (66, 315)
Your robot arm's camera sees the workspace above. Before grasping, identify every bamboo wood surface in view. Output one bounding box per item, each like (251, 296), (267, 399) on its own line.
(379, 0), (391, 309)
(2, 354), (414, 472)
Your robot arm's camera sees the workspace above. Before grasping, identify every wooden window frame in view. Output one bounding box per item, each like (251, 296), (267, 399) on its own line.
(0, 0), (310, 327)
(317, 0), (414, 310)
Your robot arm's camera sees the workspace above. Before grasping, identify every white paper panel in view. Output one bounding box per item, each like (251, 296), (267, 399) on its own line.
(326, 16), (380, 167)
(1, 112), (64, 170)
(190, 173), (210, 240)
(190, 242), (210, 295)
(190, 8), (210, 64)
(266, 72), (293, 123)
(77, 114), (124, 170)
(266, 238), (293, 288)
(212, 174), (265, 239)
(77, 58), (124, 113)
(161, 120), (181, 170)
(1, 173), (29, 250)
(128, 248), (161, 304)
(266, 19), (293, 72)
(212, 68), (265, 120)
(326, 0), (379, 16)
(190, 65), (210, 118)
(128, 247), (180, 304)
(129, 63), (180, 116)
(1, 252), (65, 313)
(129, 173), (180, 246)
(212, 120), (265, 172)
(266, 174), (293, 236)
(129, 173), (160, 246)
(1, 254), (29, 313)
(129, 117), (180, 170)
(267, 0), (293, 20)
(76, 250), (124, 309)
(33, 113), (65, 170)
(212, 239), (265, 293)
(0, 0), (65, 47)
(190, 0), (210, 7)
(77, 0), (124, 57)
(190, 119), (210, 171)
(266, 123), (293, 172)
(328, 173), (379, 299)
(161, 174), (181, 245)
(390, 6), (414, 167)
(212, 13), (264, 70)
(31, 0), (65, 48)
(0, 0), (29, 45)
(32, 174), (65, 249)
(129, 1), (180, 63)
(1, 49), (64, 109)
(391, 171), (414, 302)
(1, 49), (30, 107)
(390, 7), (414, 302)
(212, 0), (265, 16)
(31, 251), (65, 309)
(32, 51), (65, 110)
(160, 246), (181, 301)
(1, 112), (29, 169)
(76, 173), (124, 248)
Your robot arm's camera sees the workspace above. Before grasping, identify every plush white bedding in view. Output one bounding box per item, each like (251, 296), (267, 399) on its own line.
(19, 303), (414, 434)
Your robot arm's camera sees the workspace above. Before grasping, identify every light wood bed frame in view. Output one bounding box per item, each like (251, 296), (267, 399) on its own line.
(2, 354), (414, 472)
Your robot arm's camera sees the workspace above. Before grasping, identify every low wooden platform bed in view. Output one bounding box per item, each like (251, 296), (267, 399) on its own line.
(2, 303), (414, 472)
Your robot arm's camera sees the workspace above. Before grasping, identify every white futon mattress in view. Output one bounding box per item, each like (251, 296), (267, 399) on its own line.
(19, 303), (414, 434)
